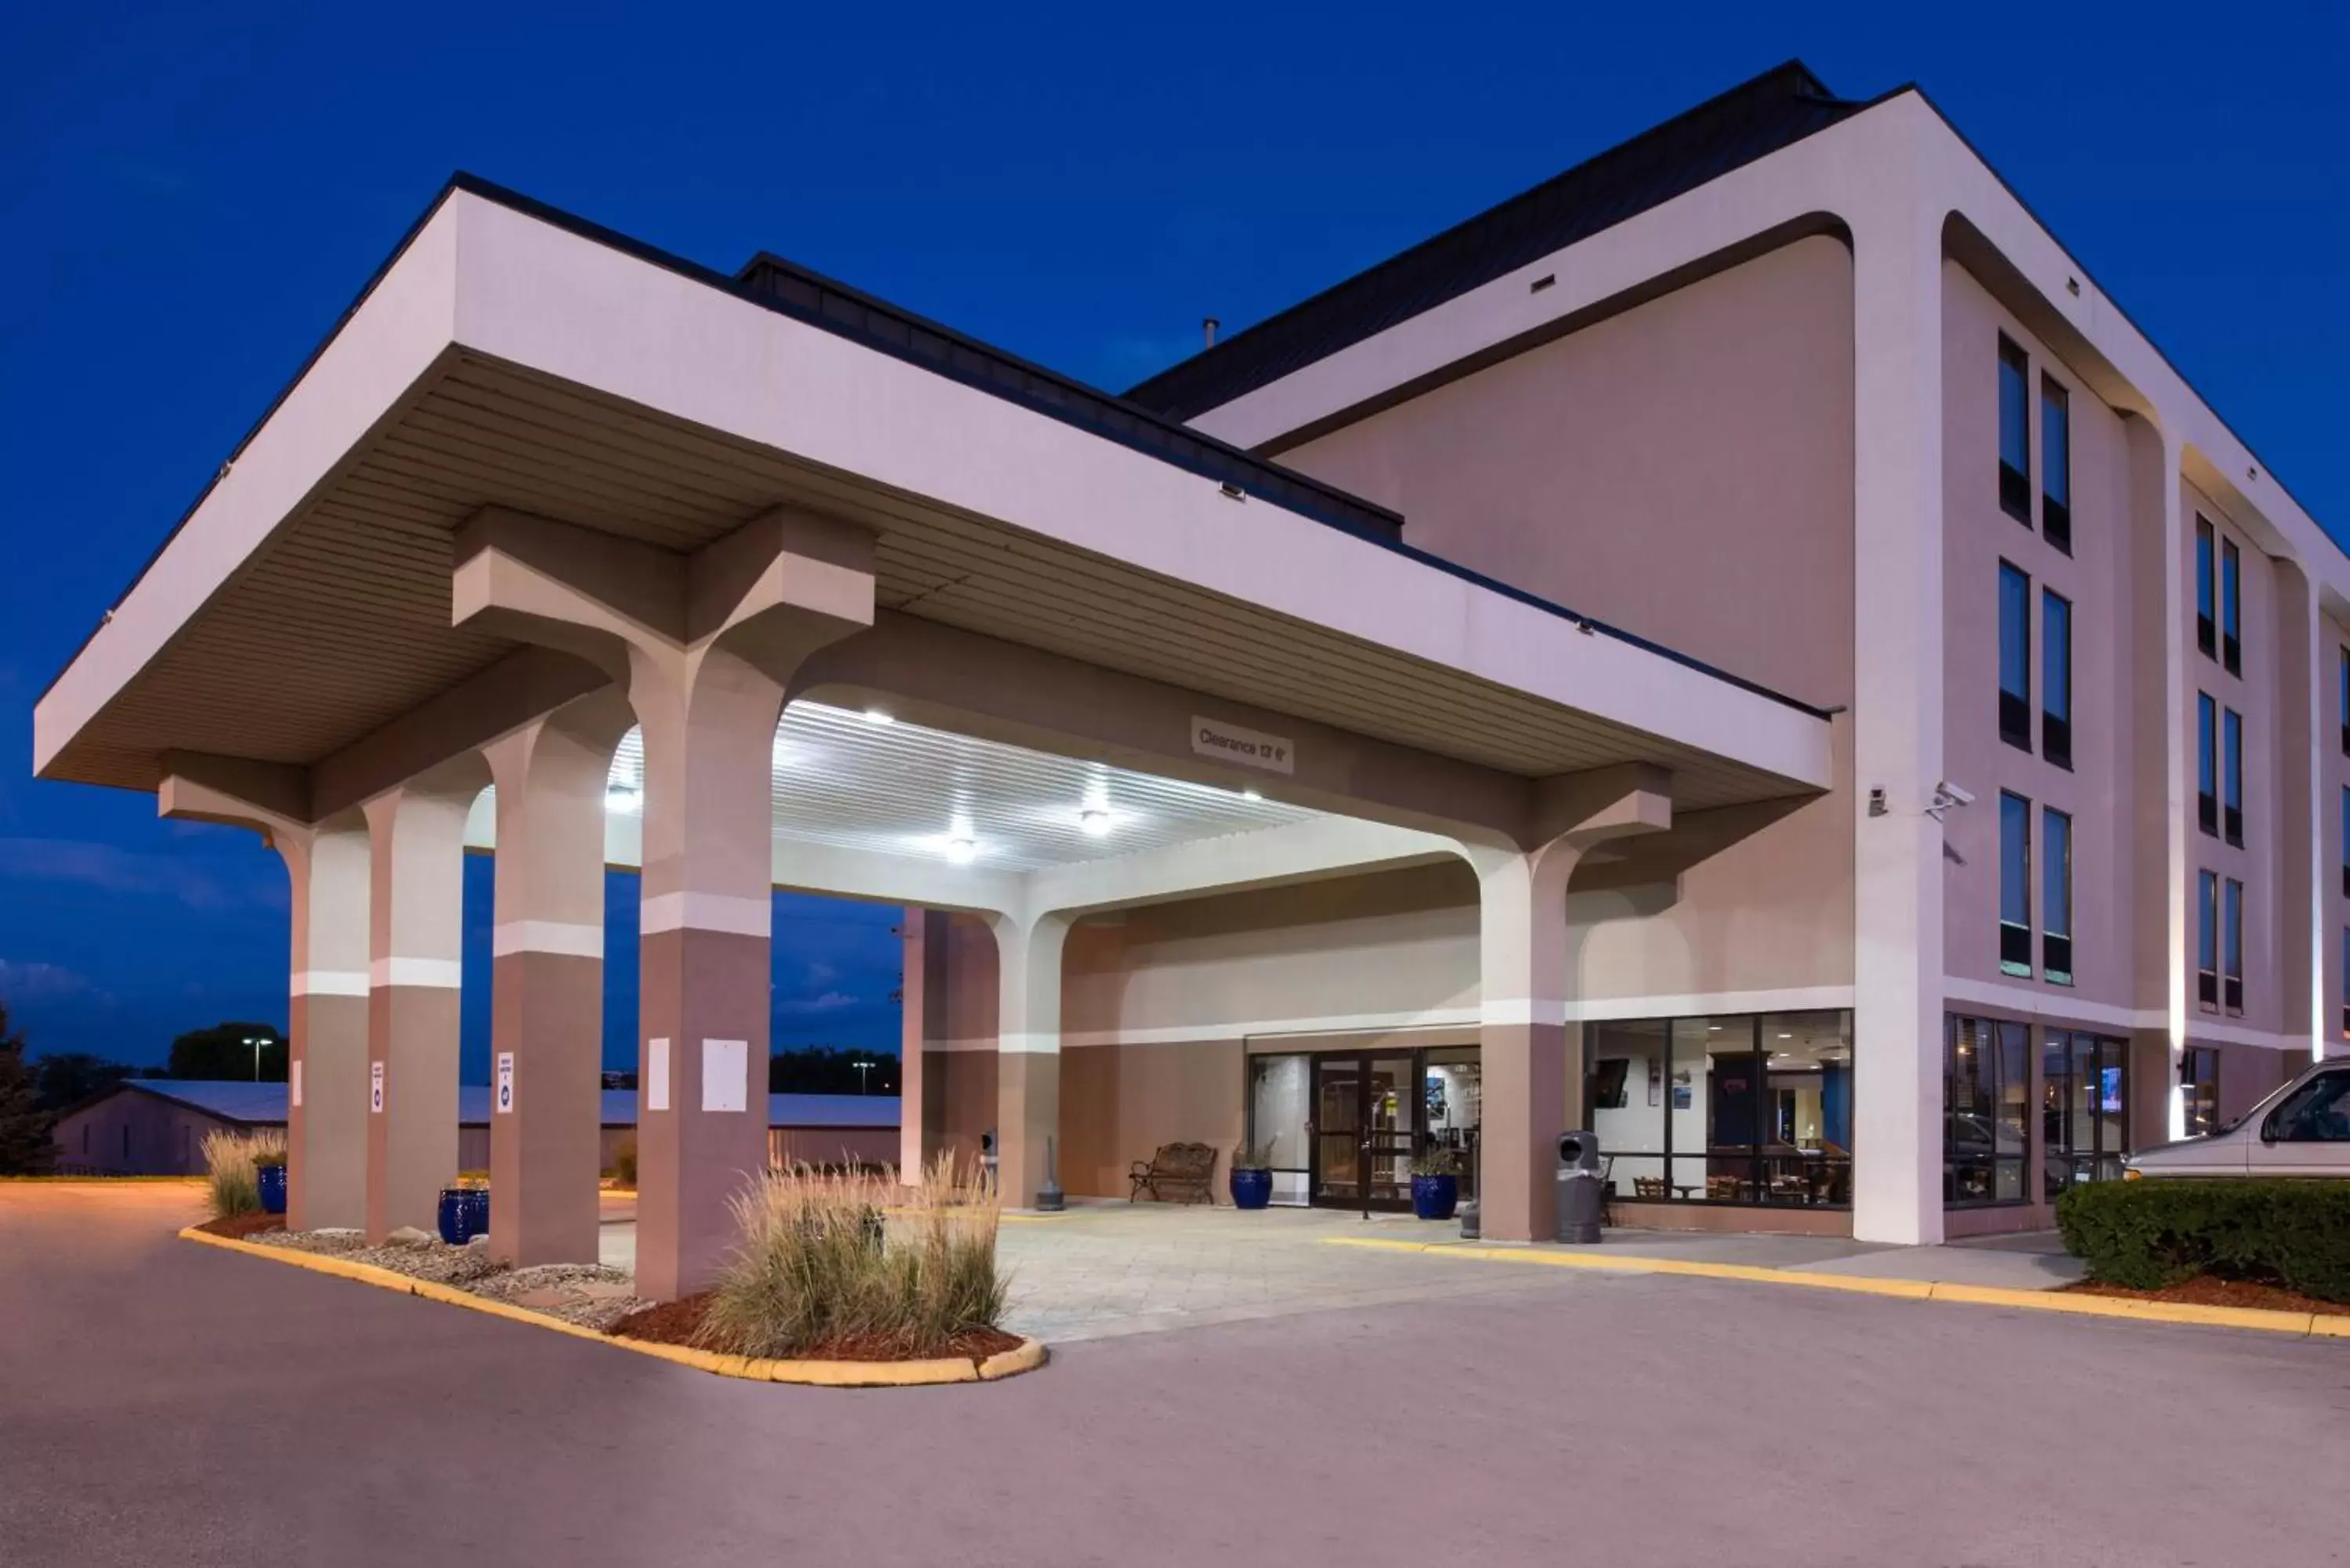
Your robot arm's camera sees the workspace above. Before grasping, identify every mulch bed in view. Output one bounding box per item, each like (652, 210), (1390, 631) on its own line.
(612, 1293), (1025, 1364)
(2063, 1276), (2350, 1317)
(195, 1212), (287, 1240)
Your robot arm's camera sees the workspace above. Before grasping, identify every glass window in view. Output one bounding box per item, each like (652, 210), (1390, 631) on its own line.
(2341, 786), (2349, 899)
(2221, 537), (2242, 675)
(2040, 376), (2071, 551)
(2196, 693), (2218, 836)
(2043, 1031), (2128, 1194)
(2001, 793), (2033, 977)
(2042, 589), (2072, 768)
(1946, 1015), (2029, 1205)
(2341, 928), (2349, 1039)
(2197, 871), (2219, 1010)
(2265, 1071), (2350, 1143)
(2222, 707), (2243, 847)
(1998, 337), (2031, 523)
(2340, 648), (2348, 755)
(2223, 878), (2244, 1015)
(2000, 562), (2031, 750)
(2182, 1047), (2221, 1138)
(1595, 1012), (1852, 1209)
(2195, 517), (2216, 659)
(2043, 807), (2073, 985)
(1246, 1053), (1312, 1205)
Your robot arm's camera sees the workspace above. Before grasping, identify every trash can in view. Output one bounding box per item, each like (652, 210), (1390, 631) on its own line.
(1556, 1131), (1603, 1244)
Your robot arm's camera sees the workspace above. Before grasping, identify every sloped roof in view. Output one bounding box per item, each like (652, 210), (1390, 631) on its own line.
(86, 1080), (899, 1129)
(1123, 61), (1864, 424)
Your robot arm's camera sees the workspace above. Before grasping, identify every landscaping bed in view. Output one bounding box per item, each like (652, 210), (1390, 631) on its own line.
(195, 1212), (287, 1241)
(2061, 1276), (2350, 1317)
(613, 1292), (1024, 1364)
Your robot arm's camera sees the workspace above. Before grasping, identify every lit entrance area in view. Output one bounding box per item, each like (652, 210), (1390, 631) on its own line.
(1247, 1046), (1481, 1212)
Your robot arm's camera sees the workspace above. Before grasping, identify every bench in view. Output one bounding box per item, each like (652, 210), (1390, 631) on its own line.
(1128, 1142), (1219, 1205)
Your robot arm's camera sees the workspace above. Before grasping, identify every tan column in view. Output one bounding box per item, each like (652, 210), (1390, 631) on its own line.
(484, 692), (631, 1266)
(897, 909), (928, 1183)
(362, 773), (480, 1240)
(988, 910), (1071, 1209)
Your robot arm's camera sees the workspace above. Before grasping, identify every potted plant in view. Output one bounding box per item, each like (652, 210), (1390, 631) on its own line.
(1411, 1145), (1462, 1222)
(437, 1172), (491, 1245)
(255, 1150), (289, 1216)
(1228, 1140), (1275, 1210)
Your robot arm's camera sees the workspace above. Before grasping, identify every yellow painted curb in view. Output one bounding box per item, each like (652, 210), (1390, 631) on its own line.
(1321, 1235), (2344, 1340)
(179, 1227), (1047, 1386)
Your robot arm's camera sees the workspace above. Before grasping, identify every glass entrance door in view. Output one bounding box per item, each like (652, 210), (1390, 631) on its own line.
(1310, 1054), (1415, 1209)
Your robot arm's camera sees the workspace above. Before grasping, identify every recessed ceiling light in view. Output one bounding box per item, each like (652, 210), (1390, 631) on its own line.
(944, 837), (978, 865)
(1241, 788), (1262, 802)
(1778, 1033), (1793, 1041)
(1079, 808), (1112, 837)
(862, 708), (895, 725)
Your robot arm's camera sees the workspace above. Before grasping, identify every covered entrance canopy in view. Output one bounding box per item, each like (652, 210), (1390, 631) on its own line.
(32, 176), (1835, 1292)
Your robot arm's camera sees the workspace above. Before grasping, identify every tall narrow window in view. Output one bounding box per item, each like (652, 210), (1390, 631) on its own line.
(2195, 517), (2217, 659)
(2222, 707), (2244, 847)
(2340, 647), (2348, 755)
(2223, 877), (2244, 1014)
(2340, 786), (2348, 898)
(2197, 870), (2219, 1010)
(2196, 693), (2218, 836)
(2041, 376), (2071, 552)
(2042, 589), (2073, 768)
(2182, 1047), (2221, 1137)
(2341, 927), (2349, 1039)
(2001, 792), (2033, 977)
(2221, 537), (2243, 676)
(1998, 337), (2032, 524)
(2044, 807), (2073, 985)
(2000, 562), (2032, 750)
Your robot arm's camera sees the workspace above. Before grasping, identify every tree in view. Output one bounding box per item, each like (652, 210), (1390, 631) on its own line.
(166, 1021), (287, 1082)
(32, 1053), (138, 1113)
(0, 999), (53, 1176)
(769, 1046), (900, 1096)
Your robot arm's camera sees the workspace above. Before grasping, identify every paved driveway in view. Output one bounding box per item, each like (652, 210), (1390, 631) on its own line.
(5, 1181), (2345, 1567)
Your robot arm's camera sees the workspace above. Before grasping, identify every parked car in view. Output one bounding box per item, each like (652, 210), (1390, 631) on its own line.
(2124, 1058), (2350, 1179)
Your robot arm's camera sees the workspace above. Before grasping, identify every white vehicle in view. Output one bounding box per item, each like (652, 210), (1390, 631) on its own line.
(2124, 1058), (2350, 1179)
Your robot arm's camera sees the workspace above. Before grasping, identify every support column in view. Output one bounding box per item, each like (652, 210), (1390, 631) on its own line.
(362, 773), (479, 1241)
(989, 909), (1071, 1209)
(1466, 768), (1671, 1242)
(898, 908), (928, 1183)
(484, 692), (631, 1266)
(451, 504), (876, 1298)
(159, 772), (371, 1230)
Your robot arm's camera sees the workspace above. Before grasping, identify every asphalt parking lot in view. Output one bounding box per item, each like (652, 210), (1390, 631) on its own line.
(4, 1181), (2345, 1567)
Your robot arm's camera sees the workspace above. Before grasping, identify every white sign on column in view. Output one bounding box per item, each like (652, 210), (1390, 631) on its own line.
(369, 1060), (385, 1114)
(646, 1038), (671, 1112)
(495, 1052), (515, 1114)
(702, 1039), (749, 1113)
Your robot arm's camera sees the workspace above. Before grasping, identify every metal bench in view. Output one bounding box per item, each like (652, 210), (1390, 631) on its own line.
(1127, 1141), (1218, 1205)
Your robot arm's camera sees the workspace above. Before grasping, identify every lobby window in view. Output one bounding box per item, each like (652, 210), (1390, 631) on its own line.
(2041, 376), (2071, 552)
(1999, 562), (2032, 750)
(1946, 1014), (2029, 1205)
(2042, 588), (2073, 768)
(2223, 877), (2244, 1015)
(1589, 1012), (1853, 1209)
(2042, 1031), (2128, 1194)
(2222, 706), (2243, 847)
(2195, 517), (2216, 659)
(2000, 791), (2033, 977)
(2341, 928), (2349, 1039)
(2182, 1046), (2221, 1138)
(2043, 807), (2073, 985)
(2221, 537), (2242, 676)
(2197, 870), (2219, 1010)
(1998, 336), (2031, 523)
(2196, 694), (2218, 836)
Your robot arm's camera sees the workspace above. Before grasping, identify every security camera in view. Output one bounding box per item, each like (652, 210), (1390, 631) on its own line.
(1933, 780), (1975, 808)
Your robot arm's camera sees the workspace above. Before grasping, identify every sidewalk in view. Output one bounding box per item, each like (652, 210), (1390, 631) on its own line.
(1439, 1224), (2088, 1292)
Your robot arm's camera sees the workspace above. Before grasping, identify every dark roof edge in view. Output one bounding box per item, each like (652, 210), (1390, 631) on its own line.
(41, 173), (1833, 731)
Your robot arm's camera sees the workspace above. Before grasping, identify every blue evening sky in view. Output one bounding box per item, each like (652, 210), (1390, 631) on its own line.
(2, 2), (2343, 1072)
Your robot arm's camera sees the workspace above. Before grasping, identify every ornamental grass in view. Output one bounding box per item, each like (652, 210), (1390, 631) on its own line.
(694, 1151), (1008, 1360)
(200, 1128), (285, 1219)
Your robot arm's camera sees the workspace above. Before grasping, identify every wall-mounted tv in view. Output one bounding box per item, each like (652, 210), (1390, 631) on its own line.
(1591, 1057), (1631, 1111)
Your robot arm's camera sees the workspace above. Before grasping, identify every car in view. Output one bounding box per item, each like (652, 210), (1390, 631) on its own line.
(2124, 1058), (2350, 1180)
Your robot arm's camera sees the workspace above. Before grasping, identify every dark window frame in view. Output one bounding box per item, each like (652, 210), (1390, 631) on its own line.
(2042, 1031), (2129, 1194)
(2000, 791), (2034, 977)
(1999, 561), (2033, 751)
(2196, 693), (2218, 837)
(2222, 706), (2244, 847)
(1998, 336), (2032, 525)
(2042, 587), (2073, 769)
(2223, 876), (2245, 1016)
(2040, 374), (2071, 553)
(1945, 1014), (2031, 1208)
(2182, 1046), (2222, 1138)
(2339, 648), (2348, 756)
(2196, 517), (2217, 659)
(2221, 536), (2243, 676)
(2043, 805), (2073, 985)
(2197, 870), (2220, 1012)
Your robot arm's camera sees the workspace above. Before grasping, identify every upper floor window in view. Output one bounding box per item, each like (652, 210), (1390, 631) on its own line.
(2340, 786), (2348, 898)
(2000, 562), (2032, 750)
(2221, 537), (2243, 676)
(2196, 693), (2218, 837)
(2222, 706), (2244, 847)
(2000, 792), (2033, 977)
(2043, 588), (2073, 769)
(2041, 377), (2071, 553)
(2196, 870), (2220, 1010)
(1998, 337), (2032, 524)
(2339, 647), (2348, 755)
(2195, 517), (2217, 659)
(2223, 876), (2245, 1015)
(2044, 806), (2074, 986)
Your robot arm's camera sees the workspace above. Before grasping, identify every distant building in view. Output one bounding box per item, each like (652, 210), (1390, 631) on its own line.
(49, 1080), (898, 1177)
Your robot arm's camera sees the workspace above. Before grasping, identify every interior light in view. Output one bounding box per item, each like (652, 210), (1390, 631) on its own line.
(945, 837), (978, 865)
(604, 784), (642, 814)
(1777, 1033), (1793, 1041)
(1079, 808), (1112, 837)
(862, 708), (895, 725)
(1240, 787), (1262, 802)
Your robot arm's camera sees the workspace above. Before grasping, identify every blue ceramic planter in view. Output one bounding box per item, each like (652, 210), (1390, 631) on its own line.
(1411, 1172), (1459, 1222)
(257, 1163), (287, 1216)
(437, 1187), (490, 1246)
(1230, 1168), (1274, 1210)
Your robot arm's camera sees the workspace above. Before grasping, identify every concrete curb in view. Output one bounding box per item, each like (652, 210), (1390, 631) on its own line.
(1322, 1236), (2350, 1340)
(179, 1227), (1049, 1386)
